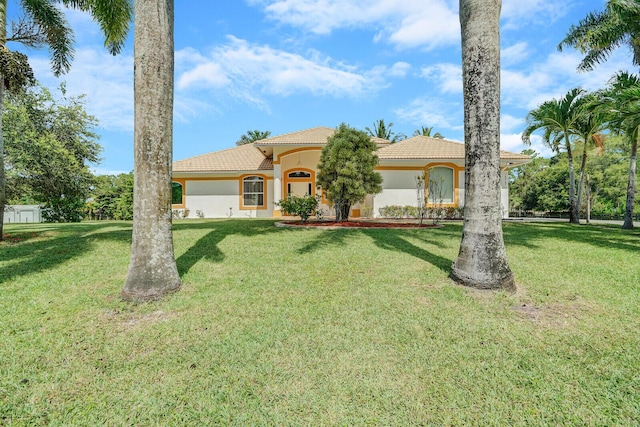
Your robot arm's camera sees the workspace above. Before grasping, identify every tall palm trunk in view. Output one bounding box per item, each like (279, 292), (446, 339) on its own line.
(565, 137), (579, 223)
(576, 143), (589, 220)
(122, 0), (181, 301)
(451, 0), (514, 291)
(0, 0), (7, 241)
(623, 133), (637, 229)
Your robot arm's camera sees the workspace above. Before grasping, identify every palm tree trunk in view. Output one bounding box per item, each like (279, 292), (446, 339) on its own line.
(0, 0), (7, 241)
(585, 174), (591, 224)
(566, 139), (579, 223)
(622, 134), (637, 229)
(0, 82), (5, 241)
(122, 0), (181, 301)
(450, 0), (514, 291)
(576, 143), (588, 222)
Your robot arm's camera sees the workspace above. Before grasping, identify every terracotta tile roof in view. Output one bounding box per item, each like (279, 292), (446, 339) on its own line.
(255, 126), (390, 146)
(377, 136), (531, 161)
(173, 143), (273, 172)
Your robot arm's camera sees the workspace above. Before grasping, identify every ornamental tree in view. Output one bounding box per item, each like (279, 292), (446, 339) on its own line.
(317, 123), (382, 221)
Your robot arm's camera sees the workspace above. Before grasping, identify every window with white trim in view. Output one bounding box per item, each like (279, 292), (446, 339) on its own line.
(242, 176), (264, 207)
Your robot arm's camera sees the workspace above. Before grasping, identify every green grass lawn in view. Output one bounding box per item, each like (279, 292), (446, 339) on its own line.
(1, 219), (639, 425)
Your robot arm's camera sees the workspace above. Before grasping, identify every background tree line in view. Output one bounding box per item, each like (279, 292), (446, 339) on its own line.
(510, 137), (639, 219)
(4, 83), (133, 222)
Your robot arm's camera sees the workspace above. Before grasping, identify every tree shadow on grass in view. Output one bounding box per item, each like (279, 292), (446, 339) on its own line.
(0, 222), (132, 284)
(296, 228), (361, 254)
(297, 227), (454, 273)
(174, 219), (288, 277)
(367, 230), (453, 273)
(503, 222), (640, 253)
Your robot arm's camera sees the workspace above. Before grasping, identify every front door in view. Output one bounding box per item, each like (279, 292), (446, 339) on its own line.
(285, 170), (314, 197)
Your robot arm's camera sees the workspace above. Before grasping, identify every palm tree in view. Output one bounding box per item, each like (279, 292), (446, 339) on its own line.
(122, 0), (181, 301)
(450, 0), (515, 291)
(236, 129), (271, 145)
(522, 88), (586, 224)
(0, 0), (131, 240)
(365, 119), (405, 143)
(600, 71), (640, 229)
(559, 0), (640, 71)
(572, 95), (606, 218)
(413, 126), (444, 138)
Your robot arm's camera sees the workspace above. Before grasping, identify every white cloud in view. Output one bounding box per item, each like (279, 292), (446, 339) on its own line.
(176, 37), (387, 106)
(249, 0), (460, 50)
(500, 133), (554, 157)
(177, 63), (230, 89)
(500, 133), (526, 153)
(501, 42), (529, 65)
(501, 49), (632, 111)
(385, 2), (459, 50)
(421, 63), (462, 94)
(394, 97), (463, 133)
(501, 0), (571, 29)
(388, 61), (411, 78)
(501, 114), (524, 133)
(30, 48), (134, 132)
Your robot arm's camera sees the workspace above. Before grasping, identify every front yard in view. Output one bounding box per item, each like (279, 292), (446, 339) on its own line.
(1, 220), (638, 425)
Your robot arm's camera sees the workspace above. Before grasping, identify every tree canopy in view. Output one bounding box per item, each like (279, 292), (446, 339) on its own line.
(236, 129), (271, 145)
(87, 172), (134, 220)
(413, 126), (444, 138)
(365, 119), (405, 143)
(509, 138), (639, 220)
(317, 123), (382, 221)
(4, 84), (101, 222)
(0, 0), (131, 238)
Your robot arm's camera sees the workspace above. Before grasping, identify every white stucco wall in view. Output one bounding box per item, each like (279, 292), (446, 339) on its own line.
(373, 170), (424, 217)
(501, 169), (509, 218)
(457, 170), (465, 207)
(183, 179), (274, 218)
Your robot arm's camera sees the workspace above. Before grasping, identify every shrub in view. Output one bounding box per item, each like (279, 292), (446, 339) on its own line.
(379, 205), (464, 220)
(277, 194), (319, 222)
(379, 205), (404, 219)
(172, 208), (190, 219)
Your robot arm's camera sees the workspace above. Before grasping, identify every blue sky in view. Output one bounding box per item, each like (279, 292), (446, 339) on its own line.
(9, 0), (635, 174)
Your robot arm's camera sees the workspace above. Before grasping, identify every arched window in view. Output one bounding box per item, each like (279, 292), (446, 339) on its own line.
(288, 171), (311, 178)
(242, 175), (264, 207)
(171, 182), (183, 205)
(427, 167), (454, 204)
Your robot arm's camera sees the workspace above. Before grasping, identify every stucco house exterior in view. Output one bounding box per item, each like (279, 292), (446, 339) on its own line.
(171, 126), (530, 219)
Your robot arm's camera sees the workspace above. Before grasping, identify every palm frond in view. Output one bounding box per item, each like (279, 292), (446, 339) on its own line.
(21, 0), (74, 76)
(559, 0), (640, 70)
(61, 0), (132, 55)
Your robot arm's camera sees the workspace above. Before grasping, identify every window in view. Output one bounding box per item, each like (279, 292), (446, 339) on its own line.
(288, 171), (311, 178)
(171, 182), (183, 205)
(242, 176), (264, 207)
(427, 167), (454, 204)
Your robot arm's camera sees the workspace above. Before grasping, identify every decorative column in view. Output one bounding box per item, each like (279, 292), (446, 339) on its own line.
(273, 163), (282, 217)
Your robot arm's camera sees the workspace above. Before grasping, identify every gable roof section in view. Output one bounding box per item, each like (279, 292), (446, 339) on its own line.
(377, 136), (531, 161)
(173, 143), (273, 173)
(254, 126), (390, 147)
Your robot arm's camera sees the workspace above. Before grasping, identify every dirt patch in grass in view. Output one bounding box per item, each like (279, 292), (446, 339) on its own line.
(512, 300), (596, 328)
(103, 309), (175, 328)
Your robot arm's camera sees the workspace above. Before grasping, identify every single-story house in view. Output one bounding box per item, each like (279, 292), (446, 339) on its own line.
(172, 126), (530, 218)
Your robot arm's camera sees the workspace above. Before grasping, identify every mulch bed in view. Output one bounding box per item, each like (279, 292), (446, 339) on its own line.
(277, 220), (440, 229)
